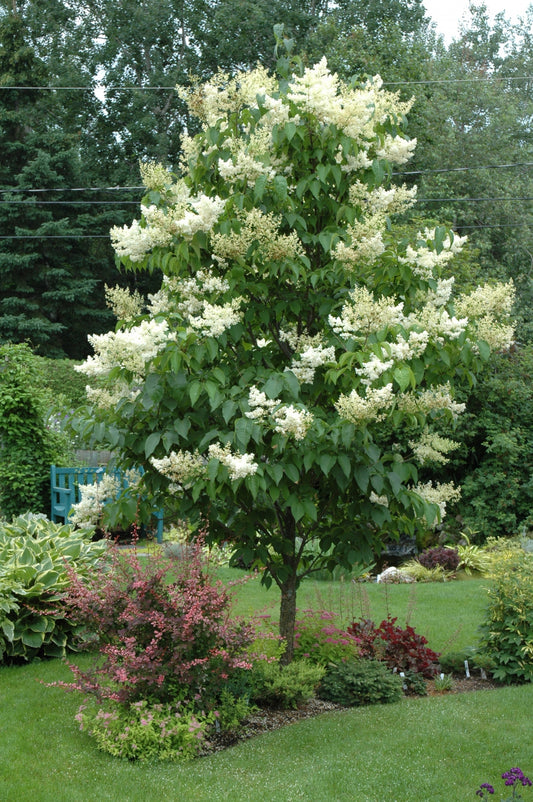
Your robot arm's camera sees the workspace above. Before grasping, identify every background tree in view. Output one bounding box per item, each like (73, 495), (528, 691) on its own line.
(75, 57), (514, 660)
(0, 5), (121, 356)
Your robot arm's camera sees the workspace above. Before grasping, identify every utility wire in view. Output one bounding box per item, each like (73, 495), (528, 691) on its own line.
(1, 222), (532, 240)
(1, 75), (533, 89)
(1, 162), (533, 195)
(2, 196), (533, 206)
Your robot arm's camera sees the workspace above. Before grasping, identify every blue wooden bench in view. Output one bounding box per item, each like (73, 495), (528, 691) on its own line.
(50, 466), (164, 543)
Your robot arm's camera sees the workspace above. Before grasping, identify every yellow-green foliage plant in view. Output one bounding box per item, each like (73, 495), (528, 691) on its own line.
(400, 560), (451, 582)
(477, 552), (533, 684)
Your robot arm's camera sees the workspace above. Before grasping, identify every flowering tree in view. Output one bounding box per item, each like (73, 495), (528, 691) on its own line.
(77, 56), (514, 660)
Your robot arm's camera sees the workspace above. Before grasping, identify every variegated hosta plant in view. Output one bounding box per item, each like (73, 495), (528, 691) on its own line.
(0, 514), (107, 663)
(75, 52), (515, 660)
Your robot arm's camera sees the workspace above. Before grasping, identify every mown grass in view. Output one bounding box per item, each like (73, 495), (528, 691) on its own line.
(220, 567), (491, 654)
(2, 570), (529, 802)
(1, 655), (531, 802)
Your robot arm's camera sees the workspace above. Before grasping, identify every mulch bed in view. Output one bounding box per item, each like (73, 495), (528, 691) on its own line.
(201, 674), (501, 755)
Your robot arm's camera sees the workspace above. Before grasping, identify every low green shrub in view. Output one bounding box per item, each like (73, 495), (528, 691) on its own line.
(0, 514), (105, 663)
(477, 553), (533, 684)
(249, 659), (325, 709)
(318, 659), (403, 707)
(438, 647), (495, 676)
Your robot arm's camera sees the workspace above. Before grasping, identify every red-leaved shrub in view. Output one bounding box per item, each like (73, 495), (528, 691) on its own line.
(418, 546), (460, 572)
(346, 617), (440, 678)
(62, 537), (254, 705)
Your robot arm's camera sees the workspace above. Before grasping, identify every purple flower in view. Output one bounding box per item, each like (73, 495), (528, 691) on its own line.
(476, 783), (495, 797)
(502, 768), (532, 788)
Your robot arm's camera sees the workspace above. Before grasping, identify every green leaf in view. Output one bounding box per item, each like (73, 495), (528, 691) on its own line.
(267, 463), (284, 485)
(254, 174), (268, 202)
(478, 340), (491, 360)
(144, 432), (161, 459)
(319, 453), (336, 476)
(393, 365), (411, 392)
(189, 381), (202, 405)
(263, 375), (283, 399)
(354, 466), (369, 491)
(21, 630), (45, 648)
(284, 463), (300, 483)
(284, 121), (297, 142)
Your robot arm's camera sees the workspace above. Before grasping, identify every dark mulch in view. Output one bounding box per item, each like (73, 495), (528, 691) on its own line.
(201, 674), (501, 755)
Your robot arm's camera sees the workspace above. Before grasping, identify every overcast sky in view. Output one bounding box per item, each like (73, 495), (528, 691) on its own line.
(423, 0), (532, 42)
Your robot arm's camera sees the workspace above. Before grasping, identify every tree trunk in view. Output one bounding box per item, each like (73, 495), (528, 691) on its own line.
(279, 569), (298, 665)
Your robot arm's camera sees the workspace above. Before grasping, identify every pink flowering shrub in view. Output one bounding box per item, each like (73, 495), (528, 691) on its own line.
(62, 537), (254, 706)
(293, 609), (360, 665)
(256, 609), (360, 666)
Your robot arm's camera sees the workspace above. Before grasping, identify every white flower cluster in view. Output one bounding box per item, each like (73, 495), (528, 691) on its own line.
(335, 384), (395, 424)
(345, 330), (429, 389)
(329, 286), (405, 339)
(290, 344), (336, 384)
(426, 277), (455, 308)
(76, 319), (171, 382)
(333, 217), (386, 269)
(150, 450), (205, 492)
(348, 181), (417, 216)
(413, 481), (461, 524)
(110, 180), (225, 263)
(407, 305), (467, 343)
(355, 354), (394, 385)
(245, 386), (279, 421)
(455, 281), (515, 351)
(385, 330), (429, 361)
(408, 430), (459, 465)
(174, 269), (231, 316)
(245, 387), (314, 441)
(211, 208), (303, 264)
(376, 134), (417, 165)
(178, 65), (276, 126)
(400, 230), (467, 280)
(272, 405), (314, 440)
(208, 442), (258, 480)
(369, 491), (389, 507)
(69, 474), (122, 529)
(187, 297), (243, 337)
(397, 384), (466, 417)
(104, 284), (143, 322)
(139, 161), (173, 191)
(286, 59), (414, 157)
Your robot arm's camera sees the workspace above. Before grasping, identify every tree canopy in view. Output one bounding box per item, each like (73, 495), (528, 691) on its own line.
(74, 55), (514, 658)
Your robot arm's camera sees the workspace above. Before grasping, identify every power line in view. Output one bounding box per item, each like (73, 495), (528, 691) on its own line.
(1, 75), (533, 89)
(1, 162), (532, 195)
(1, 222), (532, 240)
(395, 162), (533, 176)
(0, 186), (144, 194)
(1, 196), (532, 207)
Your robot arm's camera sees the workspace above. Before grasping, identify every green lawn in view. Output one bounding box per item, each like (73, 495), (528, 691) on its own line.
(1, 572), (530, 802)
(222, 567), (491, 654)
